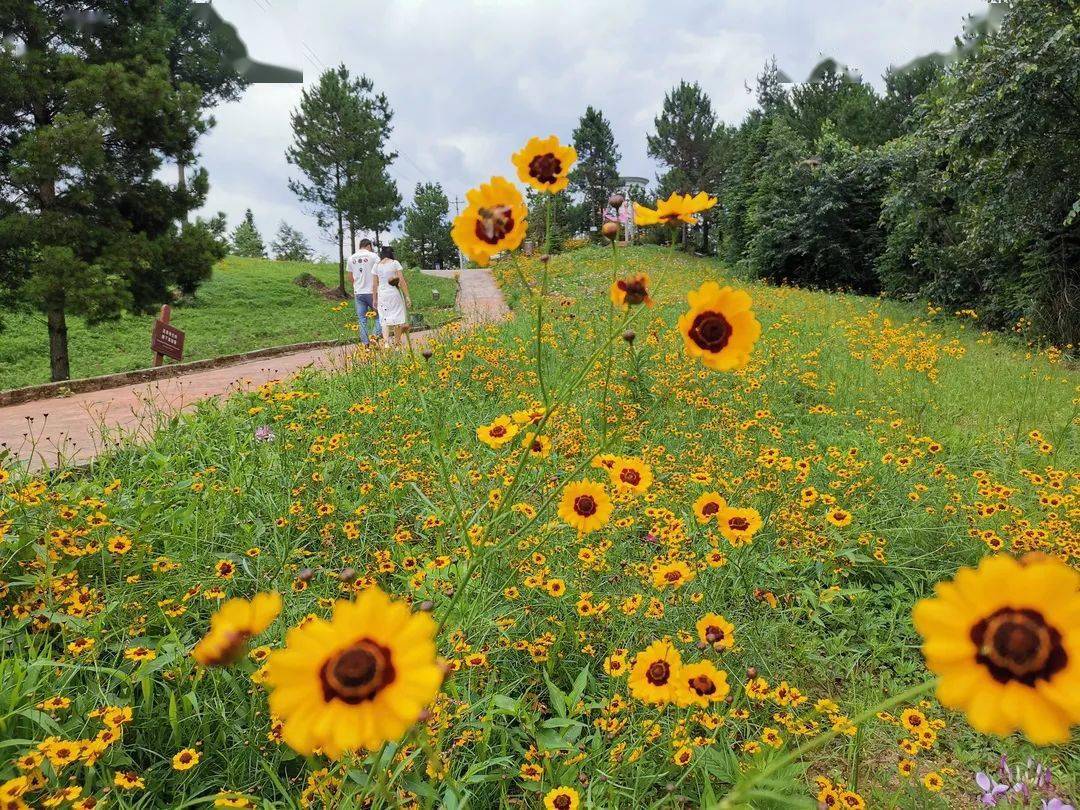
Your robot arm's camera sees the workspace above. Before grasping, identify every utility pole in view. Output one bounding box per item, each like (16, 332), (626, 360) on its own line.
(450, 196), (466, 271)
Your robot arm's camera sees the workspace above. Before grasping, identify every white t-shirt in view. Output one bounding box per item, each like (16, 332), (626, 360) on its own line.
(347, 249), (379, 295)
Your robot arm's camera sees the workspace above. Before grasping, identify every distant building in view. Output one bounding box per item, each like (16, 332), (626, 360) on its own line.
(615, 176), (649, 240)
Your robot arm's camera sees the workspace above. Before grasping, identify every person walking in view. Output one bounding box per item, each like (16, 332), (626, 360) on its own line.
(372, 246), (411, 347)
(347, 238), (381, 346)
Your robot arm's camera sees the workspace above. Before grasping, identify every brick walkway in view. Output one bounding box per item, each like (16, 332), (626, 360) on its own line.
(0, 268), (508, 471)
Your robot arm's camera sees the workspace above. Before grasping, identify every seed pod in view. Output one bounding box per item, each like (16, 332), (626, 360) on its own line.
(746, 666), (758, 679)
(609, 192), (625, 207)
(540, 254), (551, 263)
(418, 600), (435, 612)
(421, 348), (433, 360)
(298, 568), (314, 583)
(623, 330), (636, 344)
(338, 567), (355, 582)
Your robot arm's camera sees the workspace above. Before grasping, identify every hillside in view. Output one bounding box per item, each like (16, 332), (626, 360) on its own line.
(0, 246), (1076, 808)
(0, 256), (459, 391)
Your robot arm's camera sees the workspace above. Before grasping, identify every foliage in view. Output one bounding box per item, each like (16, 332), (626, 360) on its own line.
(0, 257), (458, 390)
(569, 106), (621, 234)
(400, 182), (456, 268)
(230, 209), (267, 258)
(0, 1), (230, 381)
(0, 247), (1075, 807)
(270, 222), (313, 263)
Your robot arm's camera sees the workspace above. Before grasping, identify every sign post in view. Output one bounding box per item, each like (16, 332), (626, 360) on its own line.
(151, 305), (185, 366)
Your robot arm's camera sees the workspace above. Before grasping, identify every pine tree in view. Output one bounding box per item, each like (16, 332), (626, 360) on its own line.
(271, 222), (312, 262)
(230, 210), (266, 258)
(287, 66), (400, 293)
(0, 1), (227, 381)
(569, 106), (621, 232)
(401, 183), (455, 268)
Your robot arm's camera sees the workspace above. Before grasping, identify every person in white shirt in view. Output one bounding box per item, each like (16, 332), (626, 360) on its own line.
(347, 238), (381, 346)
(372, 246), (411, 347)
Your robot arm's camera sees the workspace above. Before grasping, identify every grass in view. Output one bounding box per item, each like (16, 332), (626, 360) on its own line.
(0, 245), (1076, 809)
(0, 256), (459, 391)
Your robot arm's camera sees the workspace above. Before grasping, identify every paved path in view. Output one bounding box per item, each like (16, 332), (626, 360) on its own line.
(0, 268), (508, 471)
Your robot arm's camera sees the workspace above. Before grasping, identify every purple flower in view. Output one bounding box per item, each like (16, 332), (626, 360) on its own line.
(976, 772), (1009, 806)
(1043, 800), (1075, 810)
(254, 425), (275, 443)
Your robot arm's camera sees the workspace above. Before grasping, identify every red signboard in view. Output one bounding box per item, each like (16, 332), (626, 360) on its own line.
(151, 305), (185, 364)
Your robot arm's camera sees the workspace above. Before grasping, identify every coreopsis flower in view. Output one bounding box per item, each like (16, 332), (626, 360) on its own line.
(679, 661), (730, 707)
(913, 554), (1080, 745)
(678, 282), (760, 371)
(652, 561), (694, 590)
(192, 592), (282, 667)
(608, 457), (653, 495)
(451, 176), (528, 266)
(718, 506), (763, 546)
(628, 640), (683, 705)
(610, 273), (653, 309)
(521, 431), (552, 458)
(266, 586), (443, 757)
(171, 748), (200, 771)
(696, 613), (735, 650)
(477, 416), (519, 449)
(633, 191), (716, 226)
(693, 491), (726, 524)
(511, 135), (577, 194)
(557, 480), (613, 536)
(543, 786), (580, 810)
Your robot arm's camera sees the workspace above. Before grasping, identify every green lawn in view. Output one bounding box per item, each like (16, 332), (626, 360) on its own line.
(1, 246), (1076, 808)
(0, 256), (459, 391)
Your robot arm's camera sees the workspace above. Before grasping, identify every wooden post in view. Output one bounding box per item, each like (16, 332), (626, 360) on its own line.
(153, 305), (170, 367)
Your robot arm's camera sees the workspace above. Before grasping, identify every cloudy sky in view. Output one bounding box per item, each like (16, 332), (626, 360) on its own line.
(198, 0), (983, 254)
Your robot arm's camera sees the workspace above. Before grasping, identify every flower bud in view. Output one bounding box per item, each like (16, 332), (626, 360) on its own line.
(298, 568), (314, 583)
(421, 348), (433, 360)
(338, 567), (355, 582)
(622, 330), (636, 344)
(601, 221), (619, 239)
(609, 192), (625, 207)
(418, 600), (435, 612)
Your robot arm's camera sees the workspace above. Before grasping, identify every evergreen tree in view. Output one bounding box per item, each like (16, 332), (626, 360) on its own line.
(789, 66), (886, 148)
(271, 222), (312, 262)
(401, 183), (455, 268)
(647, 81), (720, 250)
(0, 1), (226, 381)
(230, 209), (266, 258)
(287, 66), (400, 293)
(569, 106), (621, 233)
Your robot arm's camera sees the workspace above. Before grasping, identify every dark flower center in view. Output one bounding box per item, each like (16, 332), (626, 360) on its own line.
(689, 311), (733, 353)
(620, 468), (641, 486)
(528, 153), (562, 185)
(553, 795), (572, 810)
(489, 425), (506, 437)
(531, 440), (544, 452)
(617, 278), (648, 305)
(705, 625), (725, 643)
(728, 516), (750, 532)
(971, 607), (1066, 686)
(646, 660), (671, 685)
(475, 205), (515, 245)
(321, 639), (396, 704)
(702, 501), (720, 516)
(664, 570), (682, 582)
(573, 495), (597, 517)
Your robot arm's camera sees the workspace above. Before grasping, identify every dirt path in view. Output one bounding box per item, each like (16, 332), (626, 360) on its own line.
(0, 268), (508, 471)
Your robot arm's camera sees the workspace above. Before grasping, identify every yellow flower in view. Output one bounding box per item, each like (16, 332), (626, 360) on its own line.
(696, 613), (735, 650)
(171, 748), (200, 771)
(678, 282), (760, 371)
(679, 661), (730, 707)
(652, 561), (694, 590)
(113, 771), (145, 790)
(923, 772), (944, 791)
(521, 431), (552, 458)
(628, 640), (683, 705)
(610, 273), (653, 309)
(717, 507), (763, 546)
(266, 586), (443, 758)
(543, 786), (580, 810)
(608, 457), (653, 494)
(511, 135), (577, 194)
(693, 491), (727, 524)
(451, 177), (528, 266)
(557, 480), (613, 536)
(476, 415), (519, 449)
(633, 191), (716, 226)
(914, 554), (1080, 745)
(192, 591), (282, 667)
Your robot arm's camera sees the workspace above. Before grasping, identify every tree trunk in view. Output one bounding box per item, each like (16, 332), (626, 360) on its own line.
(47, 301), (71, 382)
(177, 160), (187, 194)
(337, 210), (346, 294)
(702, 217), (711, 255)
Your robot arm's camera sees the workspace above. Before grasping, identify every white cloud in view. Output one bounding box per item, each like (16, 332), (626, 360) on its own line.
(196, 0), (981, 250)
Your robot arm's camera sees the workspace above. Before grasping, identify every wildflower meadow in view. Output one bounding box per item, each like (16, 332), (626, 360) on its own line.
(1, 133), (1078, 810)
